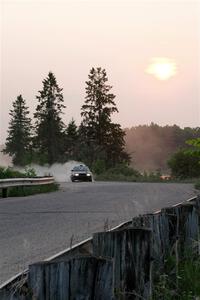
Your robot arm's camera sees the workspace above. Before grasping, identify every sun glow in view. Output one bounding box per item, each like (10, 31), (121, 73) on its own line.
(146, 57), (177, 80)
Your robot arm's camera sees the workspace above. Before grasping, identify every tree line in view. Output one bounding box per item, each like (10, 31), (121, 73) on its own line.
(125, 124), (200, 175)
(3, 68), (130, 169)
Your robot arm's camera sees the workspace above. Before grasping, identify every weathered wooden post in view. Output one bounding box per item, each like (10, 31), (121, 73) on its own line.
(70, 256), (113, 300)
(29, 261), (70, 300)
(93, 228), (152, 299)
(161, 202), (200, 256)
(132, 212), (170, 269)
(28, 256), (113, 300)
(132, 200), (200, 263)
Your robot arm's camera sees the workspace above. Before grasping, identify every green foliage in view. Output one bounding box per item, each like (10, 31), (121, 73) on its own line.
(105, 123), (131, 168)
(24, 166), (37, 177)
(80, 67), (130, 168)
(187, 137), (200, 148)
(178, 256), (200, 297)
(194, 180), (200, 189)
(0, 166), (24, 179)
(30, 151), (48, 166)
(3, 95), (32, 166)
(95, 163), (141, 181)
(168, 149), (200, 179)
(152, 255), (200, 299)
(0, 166), (58, 197)
(94, 164), (169, 182)
(4, 69), (131, 169)
(76, 124), (107, 166)
(91, 159), (106, 175)
(141, 170), (163, 182)
(81, 67), (118, 140)
(64, 119), (79, 160)
(0, 166), (36, 179)
(34, 72), (66, 165)
(108, 164), (140, 176)
(0, 183), (59, 197)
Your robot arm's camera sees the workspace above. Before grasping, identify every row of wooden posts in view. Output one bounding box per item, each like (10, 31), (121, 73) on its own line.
(1, 196), (200, 299)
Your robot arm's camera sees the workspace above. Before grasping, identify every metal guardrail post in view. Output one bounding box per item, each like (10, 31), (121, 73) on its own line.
(2, 188), (8, 198)
(0, 177), (55, 198)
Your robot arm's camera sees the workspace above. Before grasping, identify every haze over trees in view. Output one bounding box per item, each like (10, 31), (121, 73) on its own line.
(125, 124), (200, 172)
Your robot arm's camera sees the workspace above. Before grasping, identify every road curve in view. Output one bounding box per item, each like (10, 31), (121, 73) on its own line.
(0, 181), (197, 285)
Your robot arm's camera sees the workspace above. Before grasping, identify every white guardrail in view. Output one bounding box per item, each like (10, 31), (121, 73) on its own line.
(0, 177), (55, 197)
(0, 177), (55, 188)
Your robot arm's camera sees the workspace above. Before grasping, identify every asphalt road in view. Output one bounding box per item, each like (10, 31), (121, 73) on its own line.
(0, 181), (197, 285)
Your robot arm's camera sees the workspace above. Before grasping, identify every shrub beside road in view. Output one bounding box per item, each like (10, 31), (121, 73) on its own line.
(0, 166), (58, 197)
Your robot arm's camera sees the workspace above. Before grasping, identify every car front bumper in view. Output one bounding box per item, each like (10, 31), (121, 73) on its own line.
(71, 174), (92, 181)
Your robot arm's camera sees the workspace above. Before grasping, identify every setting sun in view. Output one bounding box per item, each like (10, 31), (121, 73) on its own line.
(146, 57), (177, 80)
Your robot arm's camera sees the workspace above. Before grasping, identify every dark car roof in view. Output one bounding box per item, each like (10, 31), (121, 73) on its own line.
(72, 165), (89, 172)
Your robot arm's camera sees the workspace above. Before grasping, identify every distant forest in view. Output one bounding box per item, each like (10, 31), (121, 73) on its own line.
(124, 123), (200, 173)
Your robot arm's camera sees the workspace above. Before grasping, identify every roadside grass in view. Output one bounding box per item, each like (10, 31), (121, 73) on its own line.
(95, 171), (200, 184)
(194, 180), (200, 189)
(95, 173), (141, 182)
(0, 183), (59, 197)
(95, 173), (162, 182)
(0, 166), (36, 179)
(93, 163), (200, 184)
(0, 166), (59, 197)
(94, 164), (163, 182)
(152, 254), (200, 299)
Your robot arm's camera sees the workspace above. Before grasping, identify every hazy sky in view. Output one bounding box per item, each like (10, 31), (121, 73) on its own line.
(1, 0), (200, 144)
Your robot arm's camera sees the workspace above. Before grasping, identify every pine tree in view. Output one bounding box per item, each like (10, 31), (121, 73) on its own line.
(106, 123), (131, 167)
(80, 67), (129, 167)
(34, 72), (66, 164)
(81, 67), (117, 145)
(77, 122), (102, 166)
(64, 119), (79, 159)
(4, 95), (32, 165)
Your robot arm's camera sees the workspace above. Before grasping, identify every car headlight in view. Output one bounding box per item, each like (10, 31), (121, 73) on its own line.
(75, 173), (79, 176)
(87, 173), (91, 176)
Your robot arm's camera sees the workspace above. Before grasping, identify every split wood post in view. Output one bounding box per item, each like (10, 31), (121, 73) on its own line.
(29, 261), (70, 300)
(132, 212), (170, 269)
(28, 256), (113, 300)
(93, 228), (152, 299)
(161, 202), (199, 257)
(70, 256), (113, 300)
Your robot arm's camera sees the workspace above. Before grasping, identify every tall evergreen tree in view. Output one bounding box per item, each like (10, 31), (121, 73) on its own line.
(106, 123), (130, 167)
(4, 95), (32, 165)
(64, 119), (79, 159)
(81, 67), (129, 167)
(34, 72), (66, 164)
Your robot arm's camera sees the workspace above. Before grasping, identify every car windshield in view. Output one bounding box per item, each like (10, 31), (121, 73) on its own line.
(72, 165), (89, 172)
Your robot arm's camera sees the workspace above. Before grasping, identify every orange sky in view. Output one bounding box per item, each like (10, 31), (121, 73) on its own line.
(1, 0), (200, 143)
